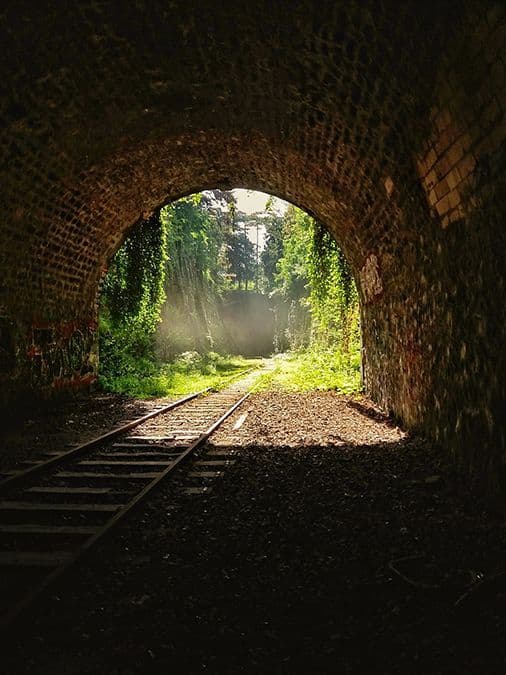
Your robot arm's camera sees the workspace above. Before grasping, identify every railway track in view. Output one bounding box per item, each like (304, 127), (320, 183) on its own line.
(0, 366), (264, 628)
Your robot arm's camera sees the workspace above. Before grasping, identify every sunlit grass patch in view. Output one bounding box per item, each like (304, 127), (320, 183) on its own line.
(255, 348), (361, 393)
(99, 351), (261, 399)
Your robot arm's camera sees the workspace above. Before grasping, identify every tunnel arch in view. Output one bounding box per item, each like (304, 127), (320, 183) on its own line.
(1, 1), (505, 487)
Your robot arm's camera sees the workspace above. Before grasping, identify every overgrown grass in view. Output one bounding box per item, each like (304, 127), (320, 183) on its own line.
(256, 348), (361, 393)
(99, 351), (261, 398)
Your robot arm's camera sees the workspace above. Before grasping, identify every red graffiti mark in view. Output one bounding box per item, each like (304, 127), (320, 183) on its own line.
(403, 336), (425, 404)
(30, 319), (96, 340)
(52, 373), (97, 391)
(59, 322), (80, 339)
(26, 345), (42, 358)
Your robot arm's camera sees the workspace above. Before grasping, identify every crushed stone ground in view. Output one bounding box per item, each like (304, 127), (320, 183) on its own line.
(2, 391), (506, 674)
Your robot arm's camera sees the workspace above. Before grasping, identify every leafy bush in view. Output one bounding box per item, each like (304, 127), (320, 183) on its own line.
(256, 348), (361, 394)
(98, 350), (259, 398)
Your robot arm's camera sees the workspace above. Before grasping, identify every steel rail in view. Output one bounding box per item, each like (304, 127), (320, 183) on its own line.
(0, 390), (252, 629)
(0, 366), (255, 492)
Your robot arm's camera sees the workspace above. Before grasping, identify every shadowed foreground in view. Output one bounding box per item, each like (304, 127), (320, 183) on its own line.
(3, 393), (506, 674)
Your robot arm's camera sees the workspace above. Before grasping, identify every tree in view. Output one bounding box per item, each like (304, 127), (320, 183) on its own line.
(261, 211), (284, 291)
(225, 229), (257, 290)
(162, 194), (224, 297)
(275, 205), (312, 300)
(158, 194), (227, 354)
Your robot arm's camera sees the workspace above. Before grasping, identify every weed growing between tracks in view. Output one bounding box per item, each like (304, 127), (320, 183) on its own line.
(99, 352), (261, 398)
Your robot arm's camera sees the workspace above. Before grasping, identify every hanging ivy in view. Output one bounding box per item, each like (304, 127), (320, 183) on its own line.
(306, 219), (359, 349)
(101, 211), (168, 333)
(309, 221), (355, 309)
(272, 206), (359, 352)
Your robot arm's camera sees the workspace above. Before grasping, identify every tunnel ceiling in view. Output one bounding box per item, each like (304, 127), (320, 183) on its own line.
(1, 0), (466, 317)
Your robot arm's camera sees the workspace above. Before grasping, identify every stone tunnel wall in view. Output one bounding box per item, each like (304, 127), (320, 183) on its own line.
(361, 5), (506, 483)
(0, 1), (505, 487)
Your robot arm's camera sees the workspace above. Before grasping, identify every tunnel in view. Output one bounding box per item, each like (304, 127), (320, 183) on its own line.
(0, 0), (505, 488)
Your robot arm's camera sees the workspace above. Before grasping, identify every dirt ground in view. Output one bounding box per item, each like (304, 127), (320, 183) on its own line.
(2, 391), (506, 674)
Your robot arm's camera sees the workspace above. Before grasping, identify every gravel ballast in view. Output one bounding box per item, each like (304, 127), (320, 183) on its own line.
(2, 391), (506, 674)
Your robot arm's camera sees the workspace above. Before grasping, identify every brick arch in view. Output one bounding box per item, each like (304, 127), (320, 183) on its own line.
(80, 131), (389, 296)
(1, 1), (505, 486)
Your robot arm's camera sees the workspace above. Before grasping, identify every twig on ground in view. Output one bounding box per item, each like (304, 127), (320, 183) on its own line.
(388, 554), (442, 590)
(455, 569), (506, 608)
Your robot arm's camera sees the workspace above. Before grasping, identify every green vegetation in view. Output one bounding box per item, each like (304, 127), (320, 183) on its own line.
(99, 190), (361, 398)
(99, 351), (260, 398)
(99, 212), (170, 393)
(101, 213), (168, 335)
(157, 193), (228, 357)
(265, 205), (361, 390)
(255, 351), (361, 393)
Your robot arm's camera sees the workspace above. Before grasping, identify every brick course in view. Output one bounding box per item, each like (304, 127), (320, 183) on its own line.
(0, 0), (505, 487)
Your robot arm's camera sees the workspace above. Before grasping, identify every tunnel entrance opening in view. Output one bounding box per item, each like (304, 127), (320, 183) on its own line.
(97, 189), (362, 399)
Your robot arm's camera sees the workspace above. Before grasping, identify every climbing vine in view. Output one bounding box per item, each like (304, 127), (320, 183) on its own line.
(99, 212), (169, 377)
(307, 220), (359, 350)
(271, 205), (360, 355)
(101, 212), (168, 333)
